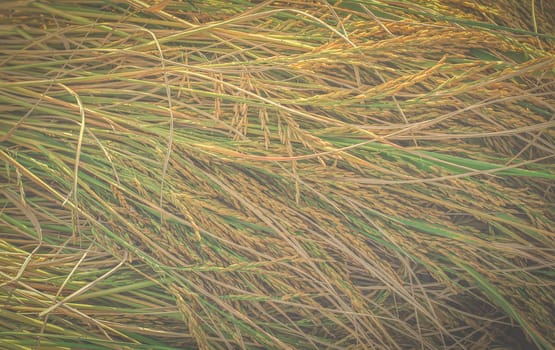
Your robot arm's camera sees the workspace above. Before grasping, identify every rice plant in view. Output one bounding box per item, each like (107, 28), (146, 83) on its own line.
(1, 1), (554, 349)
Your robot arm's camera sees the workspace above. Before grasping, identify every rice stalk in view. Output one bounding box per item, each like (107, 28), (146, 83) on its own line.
(1, 1), (554, 349)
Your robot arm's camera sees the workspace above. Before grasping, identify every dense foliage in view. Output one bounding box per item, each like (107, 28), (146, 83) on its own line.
(1, 1), (554, 349)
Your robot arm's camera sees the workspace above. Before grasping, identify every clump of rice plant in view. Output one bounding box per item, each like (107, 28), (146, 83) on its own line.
(1, 1), (554, 349)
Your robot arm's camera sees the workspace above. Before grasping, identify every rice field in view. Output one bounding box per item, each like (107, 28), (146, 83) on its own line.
(1, 1), (554, 349)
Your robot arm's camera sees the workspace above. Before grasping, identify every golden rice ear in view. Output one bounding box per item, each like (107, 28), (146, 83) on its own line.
(0, 1), (553, 349)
